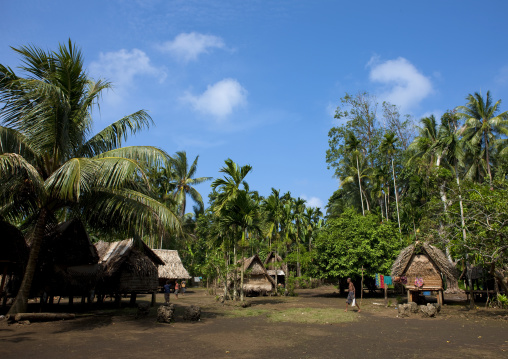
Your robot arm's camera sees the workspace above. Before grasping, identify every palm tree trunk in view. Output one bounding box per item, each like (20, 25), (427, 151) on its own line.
(379, 198), (384, 221)
(484, 131), (493, 187)
(356, 156), (365, 216)
(392, 158), (401, 235)
(362, 188), (370, 212)
(384, 193), (388, 220)
(8, 208), (48, 315)
(233, 245), (238, 301)
(455, 160), (474, 309)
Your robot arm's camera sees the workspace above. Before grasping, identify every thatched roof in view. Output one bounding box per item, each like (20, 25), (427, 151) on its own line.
(264, 251), (287, 275)
(0, 221), (28, 265)
(44, 219), (98, 265)
(152, 249), (191, 280)
(96, 238), (164, 277)
(31, 219), (100, 296)
(242, 254), (276, 286)
(391, 241), (459, 280)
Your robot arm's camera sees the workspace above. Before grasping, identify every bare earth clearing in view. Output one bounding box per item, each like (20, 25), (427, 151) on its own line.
(1, 286), (507, 358)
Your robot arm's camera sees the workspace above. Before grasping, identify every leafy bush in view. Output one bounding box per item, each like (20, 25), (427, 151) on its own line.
(313, 208), (404, 280)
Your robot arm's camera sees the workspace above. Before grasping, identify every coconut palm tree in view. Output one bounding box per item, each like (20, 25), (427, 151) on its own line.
(380, 132), (401, 235)
(344, 132), (367, 215)
(434, 112), (474, 306)
(211, 158), (252, 213)
(292, 197), (307, 277)
(456, 91), (508, 186)
(170, 151), (212, 217)
(408, 115), (440, 168)
(0, 40), (180, 314)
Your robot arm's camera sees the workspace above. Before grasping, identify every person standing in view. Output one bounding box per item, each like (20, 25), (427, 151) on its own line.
(345, 278), (361, 312)
(174, 281), (180, 299)
(181, 280), (186, 296)
(163, 280), (171, 304)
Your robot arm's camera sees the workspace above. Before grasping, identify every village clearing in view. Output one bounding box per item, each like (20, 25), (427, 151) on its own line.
(1, 285), (507, 359)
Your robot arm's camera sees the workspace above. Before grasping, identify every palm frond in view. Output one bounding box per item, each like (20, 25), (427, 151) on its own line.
(80, 110), (154, 157)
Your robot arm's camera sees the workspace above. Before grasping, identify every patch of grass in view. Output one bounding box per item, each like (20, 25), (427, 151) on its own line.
(224, 307), (269, 318)
(266, 307), (358, 324)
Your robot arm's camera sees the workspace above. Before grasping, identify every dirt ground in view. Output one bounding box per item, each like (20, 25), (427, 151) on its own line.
(1, 286), (507, 359)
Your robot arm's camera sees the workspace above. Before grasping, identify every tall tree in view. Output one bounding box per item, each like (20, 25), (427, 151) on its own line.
(344, 132), (367, 215)
(380, 132), (401, 235)
(0, 40), (180, 314)
(456, 91), (508, 187)
(170, 151), (212, 217)
(211, 159), (253, 300)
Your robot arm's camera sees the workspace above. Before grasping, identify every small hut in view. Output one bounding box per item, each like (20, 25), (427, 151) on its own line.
(391, 241), (459, 305)
(152, 249), (191, 286)
(0, 221), (28, 302)
(264, 252), (287, 285)
(95, 238), (164, 298)
(239, 254), (275, 296)
(33, 219), (100, 299)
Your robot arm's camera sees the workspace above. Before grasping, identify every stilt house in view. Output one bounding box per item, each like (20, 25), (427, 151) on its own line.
(95, 238), (164, 296)
(239, 254), (276, 295)
(33, 219), (101, 298)
(391, 241), (459, 305)
(152, 249), (191, 286)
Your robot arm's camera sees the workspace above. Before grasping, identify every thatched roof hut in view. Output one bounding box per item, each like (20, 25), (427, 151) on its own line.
(264, 251), (287, 278)
(152, 249), (191, 285)
(95, 238), (164, 294)
(33, 219), (100, 297)
(0, 221), (28, 297)
(239, 254), (276, 295)
(391, 241), (459, 291)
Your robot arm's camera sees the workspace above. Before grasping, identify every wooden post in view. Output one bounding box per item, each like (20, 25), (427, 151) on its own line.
(360, 266), (364, 307)
(437, 290), (443, 306)
(384, 284), (388, 307)
(68, 295), (73, 306)
(151, 291), (156, 307)
(130, 292), (137, 305)
(115, 294), (121, 308)
(0, 265), (8, 296)
(407, 289), (411, 303)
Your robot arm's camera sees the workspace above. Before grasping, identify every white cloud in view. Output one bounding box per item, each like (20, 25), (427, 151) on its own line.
(301, 195), (324, 209)
(158, 32), (225, 62)
(89, 49), (165, 103)
(368, 57), (432, 111)
(180, 78), (247, 119)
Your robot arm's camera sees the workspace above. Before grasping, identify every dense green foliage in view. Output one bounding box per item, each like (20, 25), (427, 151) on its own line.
(313, 208), (402, 279)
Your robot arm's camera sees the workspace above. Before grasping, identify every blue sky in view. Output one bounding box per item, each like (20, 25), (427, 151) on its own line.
(3, 1), (508, 211)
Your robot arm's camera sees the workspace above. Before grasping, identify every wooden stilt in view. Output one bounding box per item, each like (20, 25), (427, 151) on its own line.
(130, 292), (137, 305)
(151, 292), (156, 307)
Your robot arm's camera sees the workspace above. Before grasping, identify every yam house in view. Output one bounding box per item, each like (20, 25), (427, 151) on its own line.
(152, 249), (191, 286)
(0, 221), (28, 305)
(391, 241), (459, 305)
(236, 254), (276, 296)
(32, 219), (101, 303)
(95, 238), (164, 305)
